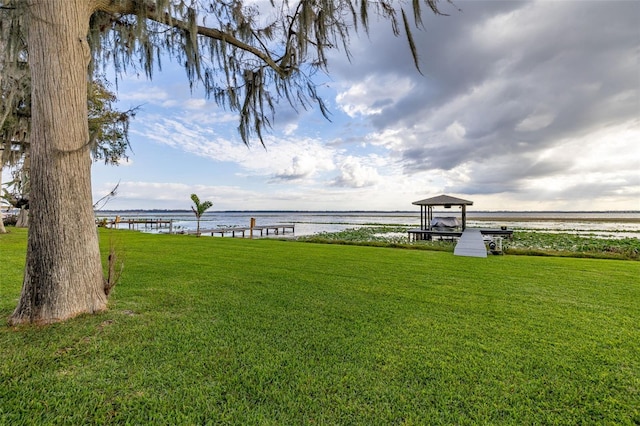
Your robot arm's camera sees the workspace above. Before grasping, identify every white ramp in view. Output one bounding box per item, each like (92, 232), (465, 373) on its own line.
(454, 229), (487, 258)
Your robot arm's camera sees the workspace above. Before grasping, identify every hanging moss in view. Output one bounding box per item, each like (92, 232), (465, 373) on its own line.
(82, 0), (444, 146)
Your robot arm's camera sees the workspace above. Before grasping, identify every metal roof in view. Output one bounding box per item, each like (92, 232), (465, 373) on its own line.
(412, 194), (473, 206)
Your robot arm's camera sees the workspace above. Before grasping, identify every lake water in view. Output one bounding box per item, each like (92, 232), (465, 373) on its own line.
(95, 210), (640, 239)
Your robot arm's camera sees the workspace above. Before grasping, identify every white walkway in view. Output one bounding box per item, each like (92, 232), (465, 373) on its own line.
(454, 229), (487, 258)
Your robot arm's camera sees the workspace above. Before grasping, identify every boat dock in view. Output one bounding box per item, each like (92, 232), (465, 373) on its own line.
(102, 218), (173, 230)
(98, 215), (294, 238)
(407, 227), (513, 242)
(185, 224), (295, 238)
(407, 227), (512, 257)
(453, 229), (487, 258)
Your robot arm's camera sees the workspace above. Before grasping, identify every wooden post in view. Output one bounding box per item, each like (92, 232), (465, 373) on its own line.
(250, 217), (256, 239)
(462, 205), (467, 231)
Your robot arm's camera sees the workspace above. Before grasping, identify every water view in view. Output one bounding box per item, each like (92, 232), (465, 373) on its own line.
(95, 210), (640, 239)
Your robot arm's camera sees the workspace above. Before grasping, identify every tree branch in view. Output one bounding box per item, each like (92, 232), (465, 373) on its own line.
(93, 0), (291, 79)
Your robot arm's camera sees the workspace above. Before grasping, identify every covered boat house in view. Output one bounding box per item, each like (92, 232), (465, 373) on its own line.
(408, 194), (473, 241)
(408, 194), (514, 256)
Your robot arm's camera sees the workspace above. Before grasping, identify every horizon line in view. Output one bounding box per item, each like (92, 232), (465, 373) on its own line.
(94, 209), (640, 214)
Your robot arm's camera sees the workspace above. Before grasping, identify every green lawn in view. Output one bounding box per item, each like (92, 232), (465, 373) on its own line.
(1, 228), (639, 424)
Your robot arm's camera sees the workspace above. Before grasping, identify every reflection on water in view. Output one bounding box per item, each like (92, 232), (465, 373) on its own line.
(94, 211), (640, 239)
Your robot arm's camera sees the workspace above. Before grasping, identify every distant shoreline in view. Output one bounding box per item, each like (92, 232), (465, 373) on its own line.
(95, 209), (640, 214)
(468, 216), (640, 223)
(93, 210), (640, 223)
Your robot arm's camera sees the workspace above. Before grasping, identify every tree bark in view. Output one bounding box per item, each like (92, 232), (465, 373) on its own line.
(10, 1), (107, 324)
(0, 170), (6, 234)
(0, 35), (7, 235)
(15, 208), (28, 228)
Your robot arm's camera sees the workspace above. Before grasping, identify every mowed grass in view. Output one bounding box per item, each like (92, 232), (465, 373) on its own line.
(1, 228), (639, 425)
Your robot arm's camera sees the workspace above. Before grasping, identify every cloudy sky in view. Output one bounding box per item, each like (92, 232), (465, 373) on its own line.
(88, 0), (639, 211)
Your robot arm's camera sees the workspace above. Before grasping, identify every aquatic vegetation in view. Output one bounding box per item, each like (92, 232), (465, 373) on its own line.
(299, 227), (640, 260)
(301, 226), (409, 243)
(506, 231), (640, 260)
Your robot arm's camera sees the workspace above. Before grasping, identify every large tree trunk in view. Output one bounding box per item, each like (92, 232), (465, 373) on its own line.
(0, 170), (6, 234)
(10, 1), (107, 324)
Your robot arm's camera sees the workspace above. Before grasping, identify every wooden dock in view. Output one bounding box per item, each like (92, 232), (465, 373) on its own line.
(407, 229), (462, 242)
(102, 218), (173, 230)
(407, 227), (512, 258)
(407, 228), (513, 242)
(185, 224), (295, 238)
(454, 229), (487, 258)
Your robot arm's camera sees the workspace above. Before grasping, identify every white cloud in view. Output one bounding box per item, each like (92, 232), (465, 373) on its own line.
(118, 88), (171, 103)
(445, 121), (466, 141)
(135, 115), (338, 181)
(93, 181), (257, 210)
(274, 155), (319, 181)
(336, 75), (414, 118)
(516, 111), (555, 132)
(184, 98), (207, 110)
(282, 123), (298, 136)
(332, 156), (381, 188)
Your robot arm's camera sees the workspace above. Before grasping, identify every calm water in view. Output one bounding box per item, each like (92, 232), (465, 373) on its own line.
(95, 211), (640, 239)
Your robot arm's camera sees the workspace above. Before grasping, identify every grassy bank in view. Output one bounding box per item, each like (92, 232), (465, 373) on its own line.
(1, 228), (639, 424)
